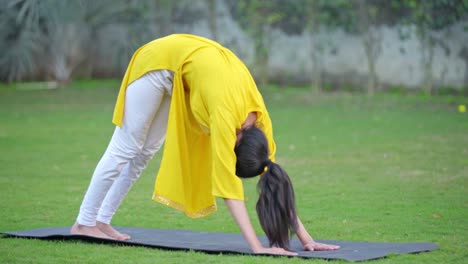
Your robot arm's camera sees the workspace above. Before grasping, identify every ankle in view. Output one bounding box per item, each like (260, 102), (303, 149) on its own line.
(96, 221), (110, 226)
(73, 222), (98, 229)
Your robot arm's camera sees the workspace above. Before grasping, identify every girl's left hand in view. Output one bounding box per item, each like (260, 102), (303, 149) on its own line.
(303, 241), (340, 251)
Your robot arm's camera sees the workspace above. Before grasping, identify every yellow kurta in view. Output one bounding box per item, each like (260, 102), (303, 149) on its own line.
(112, 34), (276, 218)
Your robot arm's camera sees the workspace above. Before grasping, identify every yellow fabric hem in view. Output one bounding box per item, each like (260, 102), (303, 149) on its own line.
(152, 192), (217, 218)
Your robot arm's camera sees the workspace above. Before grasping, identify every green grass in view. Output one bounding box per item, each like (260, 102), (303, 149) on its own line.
(0, 81), (467, 263)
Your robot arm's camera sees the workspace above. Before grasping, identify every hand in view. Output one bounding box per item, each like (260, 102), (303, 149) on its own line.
(254, 246), (298, 256)
(303, 241), (340, 251)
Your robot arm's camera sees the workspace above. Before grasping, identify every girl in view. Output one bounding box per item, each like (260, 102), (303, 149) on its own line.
(71, 34), (339, 255)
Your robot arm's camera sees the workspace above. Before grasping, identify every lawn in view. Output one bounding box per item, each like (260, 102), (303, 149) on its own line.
(0, 81), (467, 263)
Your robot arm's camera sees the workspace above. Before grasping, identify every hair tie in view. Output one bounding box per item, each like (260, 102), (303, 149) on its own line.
(264, 159), (273, 169)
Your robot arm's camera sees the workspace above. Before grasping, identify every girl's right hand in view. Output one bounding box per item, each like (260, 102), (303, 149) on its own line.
(254, 246), (298, 256)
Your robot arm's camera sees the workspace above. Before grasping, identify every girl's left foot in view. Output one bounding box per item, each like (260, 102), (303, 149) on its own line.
(96, 221), (131, 240)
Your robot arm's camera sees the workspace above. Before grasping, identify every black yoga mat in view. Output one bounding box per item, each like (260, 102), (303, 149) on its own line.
(1, 227), (438, 262)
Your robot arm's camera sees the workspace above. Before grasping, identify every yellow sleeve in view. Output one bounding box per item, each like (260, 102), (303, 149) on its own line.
(210, 109), (244, 200)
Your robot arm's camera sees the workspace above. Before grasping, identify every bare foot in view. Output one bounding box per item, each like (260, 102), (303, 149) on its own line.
(70, 223), (112, 239)
(96, 221), (131, 240)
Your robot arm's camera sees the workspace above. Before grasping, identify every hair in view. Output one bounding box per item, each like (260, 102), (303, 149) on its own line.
(234, 125), (298, 250)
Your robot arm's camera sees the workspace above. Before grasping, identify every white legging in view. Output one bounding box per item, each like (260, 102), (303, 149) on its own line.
(76, 70), (174, 226)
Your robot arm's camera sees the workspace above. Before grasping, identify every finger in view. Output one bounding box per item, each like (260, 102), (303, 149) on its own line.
(304, 245), (314, 251)
(276, 248), (298, 256)
(326, 244), (340, 250)
(285, 250), (299, 256)
(318, 244), (340, 251)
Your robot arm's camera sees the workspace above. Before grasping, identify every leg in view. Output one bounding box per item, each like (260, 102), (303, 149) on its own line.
(96, 94), (171, 239)
(71, 72), (168, 239)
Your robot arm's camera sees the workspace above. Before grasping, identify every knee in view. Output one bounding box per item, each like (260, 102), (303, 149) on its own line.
(138, 147), (157, 163)
(131, 144), (160, 169)
(127, 149), (154, 180)
(139, 138), (164, 161)
(107, 140), (143, 161)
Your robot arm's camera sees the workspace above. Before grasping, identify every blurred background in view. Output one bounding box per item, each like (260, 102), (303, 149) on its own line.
(1, 3), (467, 263)
(0, 0), (467, 95)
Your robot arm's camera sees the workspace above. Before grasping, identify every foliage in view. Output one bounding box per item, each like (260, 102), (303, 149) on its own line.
(303, 0), (467, 95)
(0, 0), (203, 84)
(228, 0), (467, 36)
(0, 0), (144, 83)
(0, 0), (467, 88)
(395, 0), (468, 95)
(397, 0), (468, 30)
(227, 0), (286, 87)
(0, 0), (43, 82)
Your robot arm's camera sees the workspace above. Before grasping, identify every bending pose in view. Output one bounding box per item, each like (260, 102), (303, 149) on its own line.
(71, 34), (339, 255)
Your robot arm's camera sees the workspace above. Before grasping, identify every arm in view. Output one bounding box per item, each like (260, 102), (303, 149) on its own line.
(296, 216), (340, 251)
(223, 198), (298, 255)
(296, 216), (314, 245)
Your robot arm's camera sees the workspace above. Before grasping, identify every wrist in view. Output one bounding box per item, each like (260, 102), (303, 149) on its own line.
(251, 245), (264, 253)
(250, 240), (265, 253)
(303, 240), (316, 246)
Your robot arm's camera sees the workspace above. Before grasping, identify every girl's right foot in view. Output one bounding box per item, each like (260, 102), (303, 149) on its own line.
(96, 221), (131, 240)
(70, 223), (112, 239)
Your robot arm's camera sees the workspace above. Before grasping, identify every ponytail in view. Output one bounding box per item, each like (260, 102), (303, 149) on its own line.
(256, 161), (298, 250)
(234, 125), (298, 250)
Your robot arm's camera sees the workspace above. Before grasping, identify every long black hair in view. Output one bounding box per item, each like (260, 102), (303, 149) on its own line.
(234, 125), (298, 250)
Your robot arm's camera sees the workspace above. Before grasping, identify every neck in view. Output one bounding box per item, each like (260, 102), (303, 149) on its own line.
(241, 112), (257, 129)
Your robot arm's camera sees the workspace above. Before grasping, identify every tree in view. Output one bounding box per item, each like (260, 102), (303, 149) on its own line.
(0, 0), (44, 82)
(0, 0), (158, 84)
(206, 0), (218, 41)
(306, 0), (323, 93)
(397, 0), (468, 95)
(305, 0), (350, 93)
(354, 0), (382, 96)
(227, 0), (284, 88)
(153, 0), (175, 36)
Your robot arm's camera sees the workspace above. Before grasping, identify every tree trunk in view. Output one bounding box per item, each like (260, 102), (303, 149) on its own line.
(364, 36), (377, 96)
(207, 0), (218, 41)
(48, 24), (87, 85)
(255, 43), (269, 88)
(307, 1), (322, 93)
(156, 0), (174, 36)
(253, 25), (270, 88)
(419, 29), (434, 96)
(356, 0), (379, 96)
(310, 40), (323, 93)
(459, 46), (468, 87)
